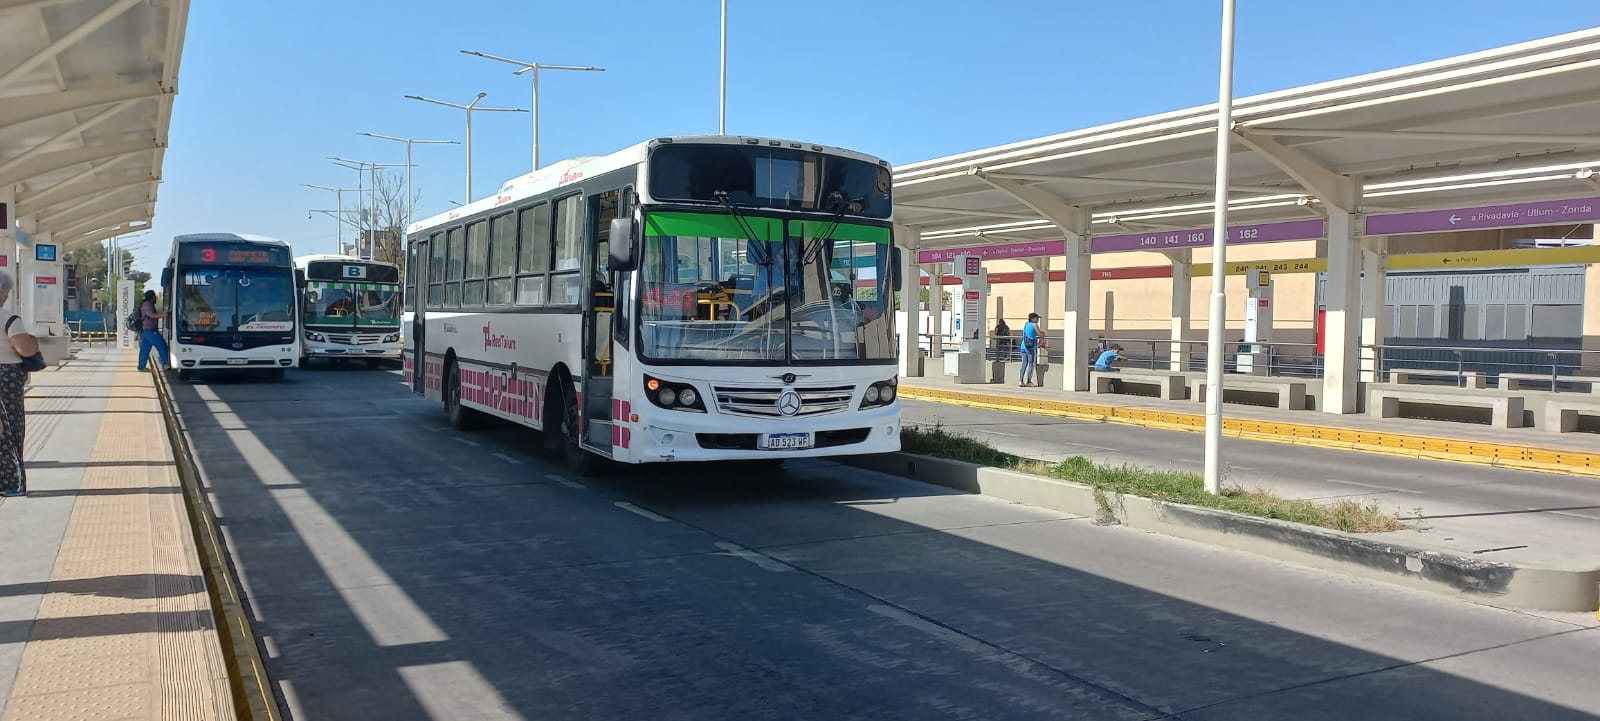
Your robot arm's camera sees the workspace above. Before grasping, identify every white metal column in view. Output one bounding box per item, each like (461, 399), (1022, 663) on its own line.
(1359, 235), (1389, 383)
(928, 265), (944, 359)
(897, 225), (923, 378)
(1062, 231), (1091, 392)
(1322, 212), (1363, 413)
(1167, 249), (1193, 371)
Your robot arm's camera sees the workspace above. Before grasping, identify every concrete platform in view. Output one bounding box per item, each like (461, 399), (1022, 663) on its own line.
(0, 348), (235, 721)
(902, 373), (1600, 477)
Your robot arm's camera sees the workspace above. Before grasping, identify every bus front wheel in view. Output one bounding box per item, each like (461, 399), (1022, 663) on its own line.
(550, 379), (595, 476)
(444, 360), (479, 431)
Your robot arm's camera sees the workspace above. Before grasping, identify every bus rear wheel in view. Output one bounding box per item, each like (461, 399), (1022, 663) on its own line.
(444, 360), (479, 431)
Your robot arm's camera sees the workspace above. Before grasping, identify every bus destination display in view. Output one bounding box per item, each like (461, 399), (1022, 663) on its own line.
(186, 244), (289, 267)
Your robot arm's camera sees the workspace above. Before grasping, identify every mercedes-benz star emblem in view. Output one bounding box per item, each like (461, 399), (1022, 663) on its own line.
(777, 390), (803, 416)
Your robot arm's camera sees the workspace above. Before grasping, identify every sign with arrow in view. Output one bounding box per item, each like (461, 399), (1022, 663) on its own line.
(1365, 196), (1600, 236)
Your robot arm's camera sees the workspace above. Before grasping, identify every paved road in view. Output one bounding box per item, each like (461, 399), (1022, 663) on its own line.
(902, 399), (1600, 562)
(172, 368), (1599, 720)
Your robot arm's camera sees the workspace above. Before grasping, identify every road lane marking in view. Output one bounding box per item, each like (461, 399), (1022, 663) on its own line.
(615, 502), (671, 522)
(493, 452), (523, 465)
(714, 542), (792, 572)
(546, 473), (585, 489)
(453, 437), (481, 447)
(1550, 510), (1600, 521)
(973, 429), (1022, 438)
(1325, 479), (1423, 494)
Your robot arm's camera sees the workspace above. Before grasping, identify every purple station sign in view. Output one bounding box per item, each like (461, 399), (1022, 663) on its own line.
(1090, 218), (1326, 253)
(1365, 196), (1600, 236)
(917, 240), (1064, 264)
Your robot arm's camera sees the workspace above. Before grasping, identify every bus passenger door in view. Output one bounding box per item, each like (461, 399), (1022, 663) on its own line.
(578, 189), (622, 455)
(409, 239), (427, 394)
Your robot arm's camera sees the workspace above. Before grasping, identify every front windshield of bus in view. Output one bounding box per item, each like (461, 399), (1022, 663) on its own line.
(305, 283), (402, 328)
(179, 268), (296, 333)
(636, 211), (894, 364)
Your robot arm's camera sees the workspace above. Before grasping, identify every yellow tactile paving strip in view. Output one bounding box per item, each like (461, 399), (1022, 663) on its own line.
(3, 356), (235, 721)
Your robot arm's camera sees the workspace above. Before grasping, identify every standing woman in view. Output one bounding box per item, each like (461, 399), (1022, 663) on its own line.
(0, 271), (42, 497)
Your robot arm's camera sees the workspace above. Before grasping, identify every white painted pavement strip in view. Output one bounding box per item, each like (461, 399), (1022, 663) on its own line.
(615, 501), (671, 522)
(1325, 478), (1424, 494)
(714, 541), (792, 572)
(453, 436), (481, 447)
(546, 473), (585, 489)
(492, 452), (523, 465)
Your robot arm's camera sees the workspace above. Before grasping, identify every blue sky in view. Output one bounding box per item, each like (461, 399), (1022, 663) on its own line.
(141, 0), (1600, 274)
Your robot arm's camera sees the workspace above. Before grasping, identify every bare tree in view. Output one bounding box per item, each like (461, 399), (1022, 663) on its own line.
(338, 169), (418, 268)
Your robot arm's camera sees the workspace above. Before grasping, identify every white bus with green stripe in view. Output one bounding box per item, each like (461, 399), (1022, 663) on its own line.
(294, 254), (404, 368)
(404, 135), (903, 474)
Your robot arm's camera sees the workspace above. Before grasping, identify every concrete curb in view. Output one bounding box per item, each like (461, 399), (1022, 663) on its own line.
(842, 452), (1600, 613)
(899, 385), (1600, 479)
(150, 365), (283, 721)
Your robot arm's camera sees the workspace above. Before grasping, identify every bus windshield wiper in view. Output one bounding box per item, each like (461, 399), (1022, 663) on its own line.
(802, 191), (856, 265)
(713, 190), (774, 267)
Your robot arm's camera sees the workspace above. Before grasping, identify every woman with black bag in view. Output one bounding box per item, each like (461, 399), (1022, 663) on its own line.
(0, 271), (44, 497)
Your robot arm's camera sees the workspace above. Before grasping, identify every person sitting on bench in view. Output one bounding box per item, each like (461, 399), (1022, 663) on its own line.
(1094, 344), (1125, 392)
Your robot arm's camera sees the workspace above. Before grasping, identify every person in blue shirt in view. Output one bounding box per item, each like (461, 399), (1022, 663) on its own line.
(1094, 344), (1125, 393)
(1018, 313), (1041, 387)
(1094, 344), (1124, 371)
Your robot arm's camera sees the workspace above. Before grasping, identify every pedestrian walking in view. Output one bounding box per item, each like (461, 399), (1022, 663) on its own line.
(0, 272), (42, 497)
(138, 290), (170, 372)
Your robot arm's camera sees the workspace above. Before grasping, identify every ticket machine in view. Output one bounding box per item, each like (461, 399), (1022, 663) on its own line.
(944, 254), (989, 383)
(1239, 269), (1274, 375)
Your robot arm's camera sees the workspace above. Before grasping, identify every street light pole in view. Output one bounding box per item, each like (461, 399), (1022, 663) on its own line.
(720, 0), (728, 134)
(302, 184), (359, 254)
(330, 158), (407, 259)
(405, 93), (525, 202)
(1203, 0), (1237, 495)
(358, 133), (456, 238)
(459, 51), (604, 171)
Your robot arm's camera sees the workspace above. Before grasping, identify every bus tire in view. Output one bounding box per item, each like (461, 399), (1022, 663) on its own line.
(265, 368), (286, 382)
(365, 358), (384, 370)
(178, 370), (194, 383)
(444, 360), (480, 431)
(551, 378), (596, 476)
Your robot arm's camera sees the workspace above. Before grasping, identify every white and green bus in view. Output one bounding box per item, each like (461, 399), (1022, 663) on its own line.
(404, 135), (903, 473)
(295, 254), (404, 368)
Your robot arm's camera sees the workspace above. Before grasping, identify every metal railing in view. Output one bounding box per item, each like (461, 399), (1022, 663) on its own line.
(1363, 342), (1600, 390)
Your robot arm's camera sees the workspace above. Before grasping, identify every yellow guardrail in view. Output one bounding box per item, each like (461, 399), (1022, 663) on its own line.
(150, 362), (283, 721)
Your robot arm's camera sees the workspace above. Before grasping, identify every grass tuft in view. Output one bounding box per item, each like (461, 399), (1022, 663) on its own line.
(901, 424), (1404, 534)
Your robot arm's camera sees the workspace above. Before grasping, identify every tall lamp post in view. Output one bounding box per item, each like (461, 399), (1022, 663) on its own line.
(720, 0), (727, 134)
(404, 92), (525, 202)
(1202, 0), (1237, 495)
(357, 132), (457, 236)
(302, 184), (360, 254)
(330, 158), (407, 259)
(459, 51), (604, 171)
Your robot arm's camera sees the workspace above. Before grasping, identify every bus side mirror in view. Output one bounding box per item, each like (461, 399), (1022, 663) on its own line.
(890, 247), (903, 292)
(295, 269), (306, 288)
(608, 216), (639, 272)
(160, 267), (172, 288)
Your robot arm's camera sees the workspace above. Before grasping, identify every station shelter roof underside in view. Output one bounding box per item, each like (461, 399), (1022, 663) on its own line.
(893, 28), (1600, 262)
(0, 0), (190, 251)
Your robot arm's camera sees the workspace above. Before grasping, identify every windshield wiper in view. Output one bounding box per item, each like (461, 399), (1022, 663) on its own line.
(713, 190), (774, 267)
(802, 191), (858, 265)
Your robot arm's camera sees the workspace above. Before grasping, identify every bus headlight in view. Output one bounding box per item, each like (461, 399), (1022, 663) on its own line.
(305, 331), (325, 342)
(644, 375), (706, 413)
(383, 333), (400, 343)
(860, 378), (897, 409)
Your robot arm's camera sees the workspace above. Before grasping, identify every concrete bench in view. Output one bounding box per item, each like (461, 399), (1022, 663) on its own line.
(1541, 397), (1600, 432)
(1389, 367), (1487, 389)
(1189, 376), (1308, 410)
(1496, 372), (1600, 393)
(1090, 370), (1186, 400)
(1369, 387), (1523, 428)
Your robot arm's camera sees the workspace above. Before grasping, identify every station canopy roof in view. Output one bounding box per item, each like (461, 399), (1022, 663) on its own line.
(0, 0), (190, 251)
(894, 29), (1600, 252)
